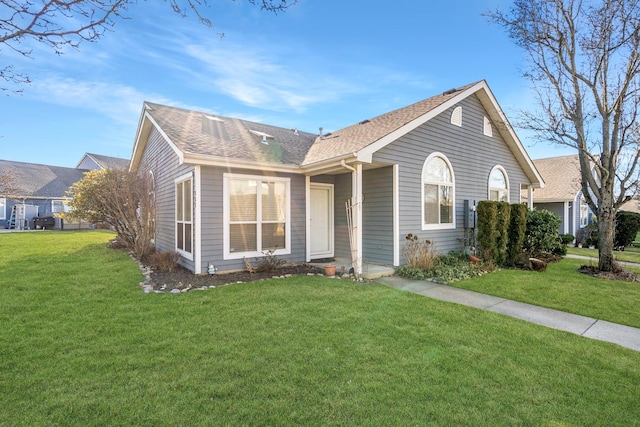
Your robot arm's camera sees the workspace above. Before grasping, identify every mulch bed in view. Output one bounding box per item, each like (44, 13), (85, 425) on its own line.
(578, 264), (640, 282)
(149, 263), (327, 292)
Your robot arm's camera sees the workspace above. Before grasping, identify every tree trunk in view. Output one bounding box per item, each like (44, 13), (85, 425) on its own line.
(598, 209), (615, 272)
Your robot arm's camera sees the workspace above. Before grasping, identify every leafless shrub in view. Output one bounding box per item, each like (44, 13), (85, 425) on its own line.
(402, 233), (438, 271)
(149, 251), (181, 272)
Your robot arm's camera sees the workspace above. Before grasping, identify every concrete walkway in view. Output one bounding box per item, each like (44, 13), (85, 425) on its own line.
(376, 275), (640, 352)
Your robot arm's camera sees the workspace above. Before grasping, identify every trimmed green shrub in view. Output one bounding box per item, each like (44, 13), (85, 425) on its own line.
(524, 209), (564, 257)
(560, 234), (575, 245)
(495, 201), (511, 266)
(477, 201), (498, 262)
(615, 211), (640, 248)
(507, 203), (528, 266)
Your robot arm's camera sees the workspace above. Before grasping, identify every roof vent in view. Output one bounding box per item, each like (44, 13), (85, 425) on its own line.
(443, 88), (458, 96)
(204, 115), (224, 122)
(359, 119), (370, 125)
(292, 128), (299, 135)
(450, 106), (462, 127)
(249, 129), (274, 145)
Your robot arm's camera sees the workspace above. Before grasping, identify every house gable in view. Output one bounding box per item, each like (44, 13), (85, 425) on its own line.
(76, 153), (129, 171)
(371, 93), (534, 254)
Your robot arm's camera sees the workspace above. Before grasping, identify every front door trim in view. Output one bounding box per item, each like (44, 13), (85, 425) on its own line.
(308, 182), (334, 260)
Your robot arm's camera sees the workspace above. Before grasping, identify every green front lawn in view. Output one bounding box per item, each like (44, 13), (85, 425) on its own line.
(1, 231), (639, 425)
(566, 246), (640, 264)
(451, 257), (640, 329)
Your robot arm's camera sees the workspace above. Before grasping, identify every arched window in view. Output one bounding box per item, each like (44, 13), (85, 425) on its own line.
(489, 166), (509, 202)
(422, 153), (455, 229)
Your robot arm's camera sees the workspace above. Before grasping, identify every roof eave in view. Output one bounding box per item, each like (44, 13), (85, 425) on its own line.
(130, 105), (184, 172)
(474, 84), (545, 189)
(183, 153), (302, 173)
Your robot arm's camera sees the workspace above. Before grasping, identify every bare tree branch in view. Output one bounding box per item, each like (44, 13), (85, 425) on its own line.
(487, 0), (640, 272)
(0, 0), (297, 92)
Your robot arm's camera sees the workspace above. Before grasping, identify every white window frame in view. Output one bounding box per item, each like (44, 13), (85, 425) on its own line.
(51, 199), (70, 214)
(422, 152), (456, 230)
(223, 173), (291, 260)
(175, 172), (194, 260)
(580, 197), (589, 228)
(488, 165), (510, 202)
(0, 197), (5, 220)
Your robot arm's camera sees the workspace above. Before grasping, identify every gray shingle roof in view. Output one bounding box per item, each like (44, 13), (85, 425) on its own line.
(302, 82), (479, 165)
(0, 159), (88, 198)
(85, 153), (130, 170)
(531, 154), (582, 201)
(145, 103), (317, 166)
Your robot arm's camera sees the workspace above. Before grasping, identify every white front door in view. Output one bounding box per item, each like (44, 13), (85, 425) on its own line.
(310, 183), (334, 259)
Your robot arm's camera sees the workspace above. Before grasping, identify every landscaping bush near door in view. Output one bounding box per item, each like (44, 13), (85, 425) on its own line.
(524, 209), (565, 257)
(476, 201), (498, 262)
(506, 203), (528, 266)
(615, 210), (640, 249)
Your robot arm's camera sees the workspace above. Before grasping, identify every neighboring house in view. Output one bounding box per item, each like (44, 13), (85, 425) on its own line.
(530, 154), (640, 238)
(527, 154), (594, 236)
(130, 80), (545, 275)
(0, 154), (129, 229)
(76, 152), (130, 171)
(619, 197), (640, 214)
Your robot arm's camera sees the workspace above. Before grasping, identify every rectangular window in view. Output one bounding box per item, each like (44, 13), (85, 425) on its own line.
(52, 200), (70, 214)
(424, 183), (453, 225)
(176, 176), (193, 256)
(225, 174), (290, 259)
(0, 198), (5, 220)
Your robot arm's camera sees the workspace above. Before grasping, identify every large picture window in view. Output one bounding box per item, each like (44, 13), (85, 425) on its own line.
(0, 198), (5, 220)
(489, 166), (509, 202)
(176, 175), (193, 256)
(224, 174), (290, 258)
(422, 153), (455, 229)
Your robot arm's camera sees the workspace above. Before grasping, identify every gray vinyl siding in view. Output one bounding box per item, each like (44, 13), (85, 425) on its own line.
(138, 128), (195, 272)
(333, 173), (352, 260)
(198, 167), (307, 273)
(76, 157), (100, 171)
(362, 166), (394, 264)
(372, 94), (532, 261)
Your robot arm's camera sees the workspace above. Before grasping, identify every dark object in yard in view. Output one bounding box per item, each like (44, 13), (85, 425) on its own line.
(33, 216), (55, 230)
(529, 257), (547, 272)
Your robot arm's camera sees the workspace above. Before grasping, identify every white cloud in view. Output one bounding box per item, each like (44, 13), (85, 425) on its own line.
(25, 76), (170, 123)
(178, 42), (359, 113)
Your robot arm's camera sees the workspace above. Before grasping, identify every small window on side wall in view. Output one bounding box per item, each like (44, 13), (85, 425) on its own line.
(176, 175), (193, 257)
(489, 166), (509, 202)
(422, 153), (455, 230)
(580, 197), (589, 228)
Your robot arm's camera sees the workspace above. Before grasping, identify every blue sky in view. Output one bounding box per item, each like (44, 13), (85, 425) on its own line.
(0, 0), (575, 168)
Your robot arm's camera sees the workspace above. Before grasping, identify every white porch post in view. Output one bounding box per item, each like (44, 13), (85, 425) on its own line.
(194, 165), (202, 274)
(528, 186), (534, 210)
(563, 201), (569, 234)
(305, 176), (311, 262)
(355, 163), (363, 276)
